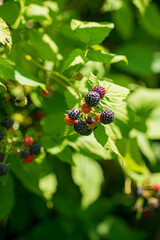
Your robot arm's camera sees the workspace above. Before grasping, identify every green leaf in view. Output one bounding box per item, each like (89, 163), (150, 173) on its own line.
(11, 155), (57, 200)
(87, 48), (128, 64)
(13, 68), (47, 90)
(29, 29), (59, 61)
(0, 2), (20, 27)
(0, 56), (14, 80)
(97, 215), (147, 240)
(72, 153), (104, 208)
(62, 49), (89, 72)
(132, 0), (151, 14)
(141, 3), (160, 39)
(25, 4), (51, 22)
(0, 174), (14, 219)
(101, 0), (123, 12)
(116, 138), (149, 178)
(93, 124), (121, 157)
(70, 19), (114, 46)
(0, 17), (12, 50)
(115, 44), (154, 77)
(64, 87), (80, 109)
(112, 1), (134, 40)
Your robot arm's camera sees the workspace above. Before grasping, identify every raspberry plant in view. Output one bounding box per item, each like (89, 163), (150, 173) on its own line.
(0, 1), (160, 239)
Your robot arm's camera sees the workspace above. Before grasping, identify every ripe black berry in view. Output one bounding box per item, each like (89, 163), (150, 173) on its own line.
(0, 163), (8, 176)
(0, 130), (4, 141)
(68, 108), (80, 120)
(20, 149), (30, 158)
(92, 86), (106, 99)
(84, 91), (100, 107)
(85, 117), (94, 124)
(0, 153), (5, 163)
(30, 142), (41, 155)
(100, 109), (115, 124)
(74, 120), (88, 135)
(1, 117), (14, 129)
(81, 128), (92, 136)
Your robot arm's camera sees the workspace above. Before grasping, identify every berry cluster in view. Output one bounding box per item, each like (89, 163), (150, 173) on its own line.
(133, 183), (160, 218)
(0, 116), (14, 176)
(64, 85), (115, 135)
(0, 116), (42, 176)
(20, 137), (41, 163)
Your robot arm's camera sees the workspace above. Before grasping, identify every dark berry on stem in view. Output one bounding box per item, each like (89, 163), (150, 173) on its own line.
(68, 109), (80, 120)
(81, 128), (92, 136)
(86, 117), (94, 124)
(74, 120), (88, 135)
(92, 85), (106, 99)
(20, 149), (30, 158)
(0, 130), (4, 141)
(30, 142), (41, 155)
(100, 109), (115, 124)
(1, 117), (14, 129)
(0, 153), (5, 163)
(84, 91), (100, 107)
(0, 163), (8, 176)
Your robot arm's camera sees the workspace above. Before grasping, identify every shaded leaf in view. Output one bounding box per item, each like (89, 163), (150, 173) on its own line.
(72, 153), (104, 208)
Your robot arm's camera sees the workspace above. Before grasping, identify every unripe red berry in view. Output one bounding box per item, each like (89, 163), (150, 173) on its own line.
(23, 136), (34, 147)
(95, 114), (101, 123)
(41, 86), (53, 97)
(153, 184), (160, 191)
(64, 115), (76, 126)
(23, 154), (34, 163)
(81, 103), (92, 113)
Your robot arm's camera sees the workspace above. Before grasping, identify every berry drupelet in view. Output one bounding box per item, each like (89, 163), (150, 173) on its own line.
(30, 142), (41, 155)
(1, 117), (14, 129)
(100, 109), (115, 124)
(81, 103), (92, 113)
(20, 149), (30, 158)
(0, 163), (8, 176)
(64, 115), (76, 126)
(92, 85), (106, 99)
(68, 109), (80, 120)
(81, 128), (92, 136)
(84, 91), (100, 107)
(74, 120), (88, 135)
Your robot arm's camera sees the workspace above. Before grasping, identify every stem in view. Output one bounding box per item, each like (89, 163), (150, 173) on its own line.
(21, 51), (82, 102)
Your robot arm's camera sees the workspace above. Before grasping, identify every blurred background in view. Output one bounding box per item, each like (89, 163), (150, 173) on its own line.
(0, 0), (160, 240)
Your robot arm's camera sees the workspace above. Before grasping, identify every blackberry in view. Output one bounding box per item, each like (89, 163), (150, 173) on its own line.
(92, 85), (106, 99)
(20, 149), (30, 158)
(68, 109), (80, 120)
(0, 163), (8, 176)
(0, 130), (4, 141)
(100, 109), (115, 124)
(1, 117), (14, 129)
(86, 117), (94, 124)
(74, 120), (88, 135)
(30, 142), (41, 155)
(0, 153), (5, 163)
(84, 91), (100, 107)
(81, 129), (92, 136)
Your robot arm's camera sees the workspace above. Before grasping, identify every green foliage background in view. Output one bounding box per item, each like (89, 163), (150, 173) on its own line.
(0, 0), (160, 239)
